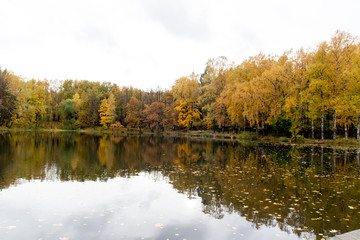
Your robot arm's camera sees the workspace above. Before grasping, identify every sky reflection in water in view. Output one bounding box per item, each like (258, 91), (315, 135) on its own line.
(0, 173), (299, 240)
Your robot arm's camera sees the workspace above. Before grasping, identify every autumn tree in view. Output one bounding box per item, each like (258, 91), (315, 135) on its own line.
(234, 54), (274, 132)
(172, 74), (200, 103)
(98, 92), (117, 130)
(328, 31), (357, 140)
(161, 90), (177, 129)
(125, 97), (143, 130)
(214, 96), (228, 132)
(284, 49), (311, 140)
(172, 74), (201, 129)
(222, 65), (246, 133)
(0, 68), (17, 127)
(175, 100), (201, 130)
(26, 79), (48, 128)
(143, 102), (167, 131)
(306, 42), (332, 139)
(199, 57), (228, 129)
(99, 99), (111, 129)
(259, 53), (293, 134)
(107, 92), (117, 122)
(350, 44), (360, 141)
(87, 91), (100, 128)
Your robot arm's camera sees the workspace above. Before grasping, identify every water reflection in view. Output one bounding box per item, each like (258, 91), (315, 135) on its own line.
(0, 174), (299, 240)
(0, 132), (360, 239)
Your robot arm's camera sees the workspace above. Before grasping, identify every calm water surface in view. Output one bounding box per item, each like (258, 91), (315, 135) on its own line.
(0, 132), (360, 240)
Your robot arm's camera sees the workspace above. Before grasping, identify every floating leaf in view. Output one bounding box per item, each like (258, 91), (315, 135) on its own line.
(154, 223), (164, 228)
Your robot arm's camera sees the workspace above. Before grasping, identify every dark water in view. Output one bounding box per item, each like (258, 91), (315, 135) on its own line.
(0, 132), (360, 240)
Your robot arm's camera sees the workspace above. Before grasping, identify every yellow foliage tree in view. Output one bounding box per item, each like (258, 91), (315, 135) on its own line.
(175, 100), (201, 129)
(99, 99), (112, 129)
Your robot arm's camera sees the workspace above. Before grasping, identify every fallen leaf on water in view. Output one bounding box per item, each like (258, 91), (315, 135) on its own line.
(154, 223), (164, 228)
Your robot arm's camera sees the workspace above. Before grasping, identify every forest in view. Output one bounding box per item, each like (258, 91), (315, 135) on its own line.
(1, 30), (360, 140)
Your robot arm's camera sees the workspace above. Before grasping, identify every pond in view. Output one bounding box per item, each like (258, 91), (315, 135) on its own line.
(0, 132), (359, 240)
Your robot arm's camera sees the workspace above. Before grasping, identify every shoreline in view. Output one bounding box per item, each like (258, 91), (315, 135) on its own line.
(2, 128), (360, 150)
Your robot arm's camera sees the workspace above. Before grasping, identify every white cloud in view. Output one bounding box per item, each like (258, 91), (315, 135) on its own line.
(0, 0), (359, 90)
(141, 0), (210, 41)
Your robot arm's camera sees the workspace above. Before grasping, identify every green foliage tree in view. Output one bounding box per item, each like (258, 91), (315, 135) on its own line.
(61, 99), (77, 129)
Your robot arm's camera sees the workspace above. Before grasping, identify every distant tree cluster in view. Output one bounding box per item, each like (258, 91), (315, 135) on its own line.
(1, 31), (360, 140)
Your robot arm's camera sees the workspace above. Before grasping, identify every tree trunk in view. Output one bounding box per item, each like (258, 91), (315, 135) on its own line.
(333, 110), (337, 140)
(321, 110), (324, 140)
(243, 117), (246, 132)
(345, 123), (348, 141)
(311, 119), (314, 139)
(302, 111), (305, 137)
(357, 114), (360, 142)
(357, 150), (360, 175)
(261, 114), (265, 136)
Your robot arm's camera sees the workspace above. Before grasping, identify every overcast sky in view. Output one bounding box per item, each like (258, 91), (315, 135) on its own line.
(0, 0), (359, 90)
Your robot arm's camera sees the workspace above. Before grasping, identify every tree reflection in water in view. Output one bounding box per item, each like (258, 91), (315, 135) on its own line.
(0, 132), (359, 239)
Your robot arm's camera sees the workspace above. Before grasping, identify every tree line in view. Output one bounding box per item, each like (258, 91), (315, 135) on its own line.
(1, 30), (360, 140)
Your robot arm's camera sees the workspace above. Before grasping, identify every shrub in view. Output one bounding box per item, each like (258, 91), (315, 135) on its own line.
(238, 132), (258, 141)
(110, 121), (124, 131)
(293, 135), (305, 143)
(279, 137), (288, 143)
(63, 118), (79, 130)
